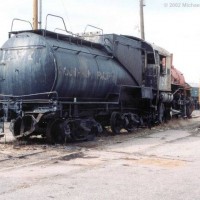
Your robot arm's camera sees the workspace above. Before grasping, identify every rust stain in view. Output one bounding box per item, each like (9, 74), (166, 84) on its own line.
(123, 157), (186, 168)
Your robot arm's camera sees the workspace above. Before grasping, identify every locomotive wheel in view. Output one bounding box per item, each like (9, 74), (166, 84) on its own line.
(165, 108), (172, 121)
(46, 119), (70, 144)
(186, 97), (194, 118)
(69, 119), (96, 141)
(110, 112), (123, 134)
(10, 117), (30, 141)
(70, 129), (95, 141)
(158, 103), (165, 123)
(11, 117), (22, 138)
(124, 113), (140, 132)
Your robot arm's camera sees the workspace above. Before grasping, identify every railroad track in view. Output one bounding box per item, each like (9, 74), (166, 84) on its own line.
(0, 145), (85, 172)
(0, 152), (85, 172)
(0, 150), (47, 163)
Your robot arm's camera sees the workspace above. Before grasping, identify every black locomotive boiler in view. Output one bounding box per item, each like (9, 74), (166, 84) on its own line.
(0, 17), (193, 143)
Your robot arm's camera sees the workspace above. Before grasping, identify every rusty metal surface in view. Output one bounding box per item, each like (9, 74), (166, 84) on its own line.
(171, 65), (187, 87)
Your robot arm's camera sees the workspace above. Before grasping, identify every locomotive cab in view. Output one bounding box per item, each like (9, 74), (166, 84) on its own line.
(148, 44), (172, 92)
(160, 57), (167, 75)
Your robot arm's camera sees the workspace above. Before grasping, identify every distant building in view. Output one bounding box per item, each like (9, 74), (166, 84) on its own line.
(189, 83), (199, 110)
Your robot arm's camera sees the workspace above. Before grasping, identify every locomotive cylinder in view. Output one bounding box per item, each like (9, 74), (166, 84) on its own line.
(160, 92), (173, 103)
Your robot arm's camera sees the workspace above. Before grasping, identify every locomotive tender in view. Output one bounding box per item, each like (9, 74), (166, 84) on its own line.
(0, 16), (193, 143)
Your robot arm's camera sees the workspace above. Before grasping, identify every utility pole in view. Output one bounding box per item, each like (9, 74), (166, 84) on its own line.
(33, 0), (38, 30)
(38, 0), (42, 29)
(140, 0), (145, 40)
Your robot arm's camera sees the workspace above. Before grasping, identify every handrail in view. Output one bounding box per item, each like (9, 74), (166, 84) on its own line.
(10, 18), (33, 33)
(114, 40), (143, 50)
(52, 45), (113, 59)
(54, 28), (79, 37)
(1, 45), (46, 51)
(0, 91), (58, 99)
(84, 24), (103, 35)
(45, 14), (69, 37)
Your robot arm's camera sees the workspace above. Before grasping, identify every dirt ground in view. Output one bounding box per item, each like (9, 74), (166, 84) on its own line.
(0, 111), (200, 200)
(1, 111), (199, 167)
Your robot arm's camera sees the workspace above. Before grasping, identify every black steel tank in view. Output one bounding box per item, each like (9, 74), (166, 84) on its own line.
(0, 30), (136, 100)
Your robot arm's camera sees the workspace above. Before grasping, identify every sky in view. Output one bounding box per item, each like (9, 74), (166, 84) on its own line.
(0, 0), (199, 83)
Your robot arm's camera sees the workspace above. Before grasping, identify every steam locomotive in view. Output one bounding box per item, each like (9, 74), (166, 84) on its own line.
(0, 16), (194, 143)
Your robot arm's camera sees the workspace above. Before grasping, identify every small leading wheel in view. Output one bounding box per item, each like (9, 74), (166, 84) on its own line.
(11, 117), (30, 141)
(110, 112), (123, 134)
(46, 119), (70, 144)
(11, 117), (22, 138)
